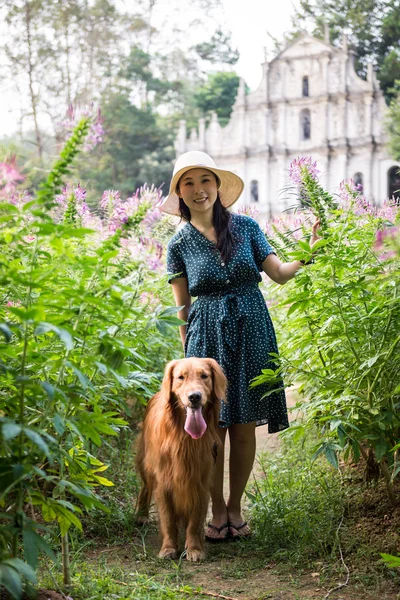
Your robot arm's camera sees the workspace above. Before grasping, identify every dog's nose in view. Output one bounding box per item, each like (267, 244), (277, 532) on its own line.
(188, 391), (202, 406)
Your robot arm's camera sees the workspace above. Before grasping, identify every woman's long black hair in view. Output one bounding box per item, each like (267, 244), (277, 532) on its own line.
(178, 194), (236, 263)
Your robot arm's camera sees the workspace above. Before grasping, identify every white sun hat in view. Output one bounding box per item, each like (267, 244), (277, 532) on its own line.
(160, 151), (244, 217)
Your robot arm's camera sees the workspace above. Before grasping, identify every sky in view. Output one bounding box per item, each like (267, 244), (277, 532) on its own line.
(0, 0), (301, 137)
(221, 0), (301, 88)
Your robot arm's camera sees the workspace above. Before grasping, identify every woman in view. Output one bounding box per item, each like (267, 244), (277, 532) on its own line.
(161, 151), (319, 541)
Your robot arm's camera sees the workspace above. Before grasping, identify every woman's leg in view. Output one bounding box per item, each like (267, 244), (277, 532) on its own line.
(226, 421), (256, 537)
(206, 426), (229, 540)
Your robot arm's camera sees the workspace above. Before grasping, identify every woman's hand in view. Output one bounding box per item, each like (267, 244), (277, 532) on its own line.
(310, 219), (321, 251)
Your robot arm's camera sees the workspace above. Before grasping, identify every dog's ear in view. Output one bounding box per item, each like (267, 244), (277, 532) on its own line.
(206, 358), (227, 403)
(160, 360), (179, 399)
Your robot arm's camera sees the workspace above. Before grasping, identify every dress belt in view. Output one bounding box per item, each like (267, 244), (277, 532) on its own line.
(194, 283), (260, 352)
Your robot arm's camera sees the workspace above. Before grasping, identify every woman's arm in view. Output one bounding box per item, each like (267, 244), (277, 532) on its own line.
(262, 254), (304, 284)
(262, 219), (321, 285)
(170, 277), (192, 348)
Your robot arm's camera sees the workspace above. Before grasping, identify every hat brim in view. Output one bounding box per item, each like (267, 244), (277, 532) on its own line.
(160, 165), (244, 217)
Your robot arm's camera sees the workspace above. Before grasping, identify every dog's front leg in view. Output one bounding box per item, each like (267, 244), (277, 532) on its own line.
(185, 497), (208, 562)
(157, 488), (178, 559)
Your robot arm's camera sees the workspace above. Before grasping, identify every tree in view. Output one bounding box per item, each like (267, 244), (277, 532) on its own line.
(75, 89), (175, 201)
(292, 0), (400, 100)
(194, 72), (240, 126)
(1, 0), (56, 159)
(387, 83), (400, 161)
(193, 28), (239, 65)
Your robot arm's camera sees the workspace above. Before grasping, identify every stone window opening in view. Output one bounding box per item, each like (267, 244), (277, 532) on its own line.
(251, 180), (259, 202)
(300, 109), (311, 141)
(353, 172), (363, 193)
(388, 166), (400, 203)
(302, 76), (309, 97)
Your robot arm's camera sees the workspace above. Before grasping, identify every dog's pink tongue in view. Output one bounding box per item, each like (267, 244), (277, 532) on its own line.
(184, 407), (207, 439)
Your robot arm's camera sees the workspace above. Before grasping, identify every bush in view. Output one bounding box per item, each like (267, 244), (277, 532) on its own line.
(254, 159), (400, 505)
(0, 118), (182, 595)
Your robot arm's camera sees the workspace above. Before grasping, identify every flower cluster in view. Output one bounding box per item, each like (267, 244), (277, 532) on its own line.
(101, 184), (163, 234)
(236, 205), (259, 219)
(58, 104), (104, 151)
(289, 157), (320, 185)
(374, 226), (400, 261)
(337, 179), (373, 214)
(264, 210), (315, 241)
(0, 155), (24, 197)
(55, 184), (94, 227)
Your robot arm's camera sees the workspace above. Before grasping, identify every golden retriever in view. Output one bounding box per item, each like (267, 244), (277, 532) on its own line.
(135, 357), (227, 561)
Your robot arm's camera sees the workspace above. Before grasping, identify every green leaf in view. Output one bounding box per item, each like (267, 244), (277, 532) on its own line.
(375, 438), (388, 461)
(53, 414), (65, 435)
(0, 323), (12, 342)
(2, 422), (22, 441)
(23, 428), (52, 461)
(40, 381), (55, 400)
(0, 564), (22, 599)
(34, 322), (73, 350)
(324, 445), (339, 470)
(380, 553), (400, 568)
(158, 305), (185, 317)
(2, 559), (36, 584)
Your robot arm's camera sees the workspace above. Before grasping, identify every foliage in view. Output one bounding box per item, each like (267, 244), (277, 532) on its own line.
(0, 120), (182, 596)
(194, 72), (241, 126)
(247, 435), (344, 562)
(387, 82), (400, 161)
(193, 28), (239, 65)
(74, 91), (176, 202)
(381, 553), (400, 568)
(293, 0), (400, 100)
(255, 160), (400, 503)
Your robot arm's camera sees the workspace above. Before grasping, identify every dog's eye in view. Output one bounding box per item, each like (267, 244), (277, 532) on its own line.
(200, 374), (209, 379)
(177, 375), (185, 380)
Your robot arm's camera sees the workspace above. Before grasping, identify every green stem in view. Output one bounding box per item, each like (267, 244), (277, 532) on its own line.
(331, 265), (361, 364)
(12, 236), (39, 557)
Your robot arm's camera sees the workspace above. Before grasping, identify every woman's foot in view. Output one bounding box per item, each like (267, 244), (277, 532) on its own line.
(205, 508), (229, 542)
(205, 521), (229, 542)
(227, 510), (251, 539)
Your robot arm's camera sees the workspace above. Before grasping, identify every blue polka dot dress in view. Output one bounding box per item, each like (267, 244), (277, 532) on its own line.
(166, 213), (289, 433)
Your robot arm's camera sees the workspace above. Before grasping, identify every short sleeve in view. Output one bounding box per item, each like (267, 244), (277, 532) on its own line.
(249, 219), (276, 270)
(166, 238), (187, 283)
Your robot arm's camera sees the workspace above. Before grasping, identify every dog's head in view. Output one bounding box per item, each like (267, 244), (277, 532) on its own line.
(161, 357), (227, 438)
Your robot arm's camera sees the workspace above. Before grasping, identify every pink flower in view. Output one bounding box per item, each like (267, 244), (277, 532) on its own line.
(0, 155), (24, 197)
(237, 206), (259, 219)
(6, 300), (21, 307)
(289, 157), (320, 184)
(74, 183), (86, 202)
(58, 104), (104, 152)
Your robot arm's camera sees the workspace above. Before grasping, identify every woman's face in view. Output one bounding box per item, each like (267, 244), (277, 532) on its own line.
(177, 168), (218, 215)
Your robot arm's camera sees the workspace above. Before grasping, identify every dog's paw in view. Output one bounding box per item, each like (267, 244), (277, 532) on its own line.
(135, 515), (149, 526)
(158, 546), (178, 559)
(186, 548), (205, 562)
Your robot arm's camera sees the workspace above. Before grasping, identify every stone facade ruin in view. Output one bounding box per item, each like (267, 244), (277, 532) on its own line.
(176, 33), (400, 214)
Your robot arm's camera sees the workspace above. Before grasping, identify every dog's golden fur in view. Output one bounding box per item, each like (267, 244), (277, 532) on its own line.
(136, 357), (227, 561)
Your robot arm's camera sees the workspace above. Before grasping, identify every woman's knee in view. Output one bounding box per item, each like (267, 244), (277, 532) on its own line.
(228, 422), (256, 445)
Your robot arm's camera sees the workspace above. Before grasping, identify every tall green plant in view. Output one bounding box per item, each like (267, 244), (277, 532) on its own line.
(254, 161), (400, 505)
(0, 122), (182, 598)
